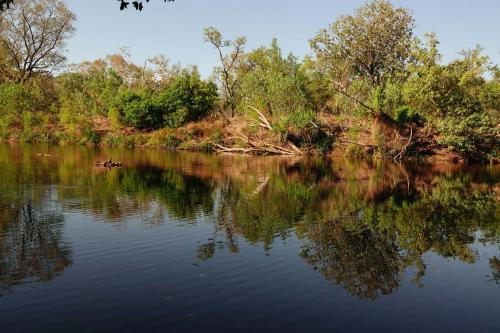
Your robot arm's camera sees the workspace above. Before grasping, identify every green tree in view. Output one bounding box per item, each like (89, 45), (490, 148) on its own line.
(204, 26), (246, 117)
(404, 37), (499, 159)
(0, 0), (76, 83)
(310, 0), (415, 86)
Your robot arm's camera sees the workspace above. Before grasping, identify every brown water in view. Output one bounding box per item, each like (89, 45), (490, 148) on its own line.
(0, 143), (499, 333)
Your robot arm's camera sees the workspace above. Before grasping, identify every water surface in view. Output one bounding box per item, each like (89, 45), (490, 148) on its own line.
(0, 143), (499, 333)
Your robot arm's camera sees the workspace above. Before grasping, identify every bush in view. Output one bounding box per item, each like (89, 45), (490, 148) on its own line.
(117, 90), (162, 130)
(117, 70), (217, 130)
(395, 106), (420, 124)
(108, 108), (122, 130)
(0, 83), (43, 116)
(0, 114), (14, 139)
(403, 42), (499, 159)
(155, 69), (218, 128)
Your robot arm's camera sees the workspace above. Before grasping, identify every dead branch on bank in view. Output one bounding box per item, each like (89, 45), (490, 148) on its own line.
(248, 105), (273, 131)
(328, 79), (377, 115)
(394, 125), (413, 162)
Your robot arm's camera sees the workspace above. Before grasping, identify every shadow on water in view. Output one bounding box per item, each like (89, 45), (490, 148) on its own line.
(0, 142), (498, 301)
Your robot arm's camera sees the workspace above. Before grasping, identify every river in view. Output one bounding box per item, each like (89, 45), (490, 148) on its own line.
(0, 143), (498, 333)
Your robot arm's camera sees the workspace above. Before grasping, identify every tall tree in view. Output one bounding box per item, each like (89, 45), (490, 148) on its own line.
(0, 0), (76, 83)
(204, 27), (246, 117)
(310, 0), (415, 86)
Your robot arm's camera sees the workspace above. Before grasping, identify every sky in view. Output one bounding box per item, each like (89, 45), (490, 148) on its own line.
(65, 0), (500, 77)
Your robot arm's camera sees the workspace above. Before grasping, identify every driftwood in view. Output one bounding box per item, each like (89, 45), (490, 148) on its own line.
(95, 158), (123, 168)
(212, 106), (305, 156)
(339, 139), (376, 147)
(212, 139), (301, 156)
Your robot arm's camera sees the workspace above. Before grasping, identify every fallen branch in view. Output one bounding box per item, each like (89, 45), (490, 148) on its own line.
(288, 141), (303, 154)
(328, 79), (377, 115)
(394, 125), (413, 161)
(339, 139), (376, 147)
(248, 105), (273, 131)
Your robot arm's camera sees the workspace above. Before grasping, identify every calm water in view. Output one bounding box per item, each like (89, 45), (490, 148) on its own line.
(0, 143), (499, 333)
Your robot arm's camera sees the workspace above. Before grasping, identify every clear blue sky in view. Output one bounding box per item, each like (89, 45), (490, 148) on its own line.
(65, 0), (500, 77)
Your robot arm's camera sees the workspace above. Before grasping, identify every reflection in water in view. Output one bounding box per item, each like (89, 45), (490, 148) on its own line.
(0, 199), (72, 295)
(490, 257), (500, 284)
(0, 143), (498, 302)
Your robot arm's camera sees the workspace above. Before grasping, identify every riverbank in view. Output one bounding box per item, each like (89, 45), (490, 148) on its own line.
(3, 112), (496, 164)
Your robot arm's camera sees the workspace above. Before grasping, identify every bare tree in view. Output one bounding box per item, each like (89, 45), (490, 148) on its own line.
(0, 0), (76, 83)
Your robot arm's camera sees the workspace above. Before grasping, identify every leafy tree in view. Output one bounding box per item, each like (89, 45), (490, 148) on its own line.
(57, 68), (123, 117)
(0, 0), (76, 83)
(204, 26), (246, 117)
(310, 0), (415, 86)
(404, 37), (499, 159)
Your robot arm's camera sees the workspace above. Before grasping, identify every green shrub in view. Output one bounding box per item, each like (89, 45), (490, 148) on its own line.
(164, 134), (182, 149)
(0, 114), (14, 139)
(118, 90), (162, 130)
(395, 106), (420, 124)
(155, 69), (218, 128)
(108, 107), (122, 130)
(0, 83), (43, 117)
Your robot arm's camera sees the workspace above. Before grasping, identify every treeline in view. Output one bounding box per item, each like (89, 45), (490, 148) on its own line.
(0, 0), (498, 161)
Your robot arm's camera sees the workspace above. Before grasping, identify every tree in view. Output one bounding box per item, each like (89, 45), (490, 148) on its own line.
(204, 26), (246, 117)
(0, 0), (76, 83)
(404, 37), (499, 159)
(310, 0), (415, 86)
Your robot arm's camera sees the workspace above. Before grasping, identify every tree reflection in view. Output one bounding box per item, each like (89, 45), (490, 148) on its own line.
(301, 221), (401, 300)
(0, 144), (498, 300)
(0, 200), (73, 295)
(490, 257), (500, 284)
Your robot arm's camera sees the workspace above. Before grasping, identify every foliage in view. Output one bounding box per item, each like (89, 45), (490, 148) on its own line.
(155, 68), (218, 128)
(0, 0), (76, 83)
(0, 0), (498, 159)
(239, 39), (316, 138)
(117, 68), (218, 129)
(310, 0), (415, 86)
(0, 83), (43, 116)
(204, 27), (246, 117)
(117, 90), (160, 130)
(403, 38), (499, 159)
